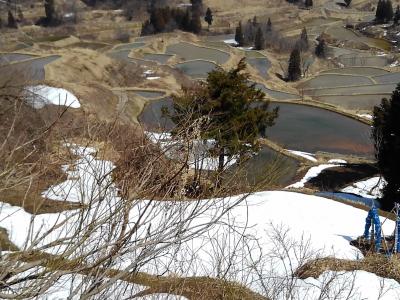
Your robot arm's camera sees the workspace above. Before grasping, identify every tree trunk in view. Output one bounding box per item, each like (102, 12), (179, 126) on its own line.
(218, 147), (225, 173)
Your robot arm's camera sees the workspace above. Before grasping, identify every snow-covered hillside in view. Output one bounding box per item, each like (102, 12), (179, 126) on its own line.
(1, 145), (399, 299)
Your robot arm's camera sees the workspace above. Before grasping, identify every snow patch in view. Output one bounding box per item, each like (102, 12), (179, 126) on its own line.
(286, 163), (340, 189)
(287, 150), (317, 162)
(27, 85), (80, 109)
(341, 176), (386, 199)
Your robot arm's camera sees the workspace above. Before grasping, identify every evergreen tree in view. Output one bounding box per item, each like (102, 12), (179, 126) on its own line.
(372, 84), (400, 210)
(168, 58), (278, 174)
(287, 48), (301, 81)
(254, 27), (265, 50)
(0, 16), (3, 28)
(45, 0), (56, 23)
(190, 12), (202, 34)
(385, 0), (394, 22)
(299, 27), (309, 51)
(266, 17), (272, 31)
(305, 0), (313, 8)
(344, 0), (352, 7)
(376, 0), (384, 23)
(204, 7), (213, 29)
(7, 10), (17, 28)
(315, 39), (326, 58)
(191, 0), (204, 16)
(235, 21), (244, 46)
(394, 5), (400, 24)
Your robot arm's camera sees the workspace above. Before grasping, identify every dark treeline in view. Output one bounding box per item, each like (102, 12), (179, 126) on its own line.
(375, 0), (394, 23)
(141, 0), (204, 35)
(234, 17), (307, 53)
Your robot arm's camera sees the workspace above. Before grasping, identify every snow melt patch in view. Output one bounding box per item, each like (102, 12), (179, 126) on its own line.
(146, 76), (161, 80)
(223, 39), (238, 46)
(286, 163), (341, 189)
(341, 176), (386, 199)
(27, 85), (80, 109)
(357, 113), (373, 120)
(287, 150), (317, 162)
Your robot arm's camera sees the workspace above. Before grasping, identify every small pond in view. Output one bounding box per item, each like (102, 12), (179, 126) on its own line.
(134, 90), (166, 98)
(175, 60), (218, 79)
(0, 53), (37, 64)
(138, 97), (175, 131)
(143, 53), (173, 64)
(166, 42), (230, 65)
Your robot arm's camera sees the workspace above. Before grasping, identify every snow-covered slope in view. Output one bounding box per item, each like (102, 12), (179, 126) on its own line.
(0, 145), (398, 299)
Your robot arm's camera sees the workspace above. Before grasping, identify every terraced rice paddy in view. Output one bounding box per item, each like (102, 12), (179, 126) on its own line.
(305, 83), (396, 96)
(139, 98), (373, 157)
(320, 67), (389, 76)
(166, 42), (230, 64)
(0, 55), (60, 81)
(255, 83), (300, 100)
(67, 42), (109, 50)
(267, 103), (374, 156)
(247, 57), (271, 78)
(301, 74), (374, 89)
(134, 90), (166, 98)
(113, 42), (145, 51)
(315, 94), (388, 110)
(143, 53), (173, 64)
(175, 60), (218, 78)
(373, 72), (400, 84)
(0, 53), (37, 64)
(338, 54), (389, 67)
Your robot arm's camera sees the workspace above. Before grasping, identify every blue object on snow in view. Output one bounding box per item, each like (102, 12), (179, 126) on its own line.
(364, 207), (382, 251)
(396, 206), (400, 253)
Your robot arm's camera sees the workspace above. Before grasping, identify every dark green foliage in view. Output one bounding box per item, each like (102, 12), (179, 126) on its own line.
(298, 27), (309, 51)
(235, 21), (244, 46)
(394, 5), (400, 24)
(204, 7), (213, 28)
(169, 59), (278, 173)
(372, 84), (400, 210)
(190, 12), (202, 34)
(141, 6), (202, 35)
(305, 0), (313, 8)
(344, 0), (352, 7)
(376, 0), (393, 23)
(45, 0), (56, 23)
(7, 11), (17, 29)
(315, 39), (326, 58)
(254, 27), (265, 50)
(287, 48), (301, 81)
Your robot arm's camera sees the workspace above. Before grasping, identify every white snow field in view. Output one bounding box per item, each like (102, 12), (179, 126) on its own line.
(287, 150), (317, 162)
(27, 85), (81, 109)
(1, 144), (399, 299)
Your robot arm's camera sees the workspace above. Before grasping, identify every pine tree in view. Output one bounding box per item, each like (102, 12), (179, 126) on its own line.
(394, 5), (400, 24)
(299, 27), (309, 51)
(344, 0), (352, 7)
(7, 10), (17, 28)
(254, 27), (265, 50)
(190, 12), (202, 34)
(287, 48), (301, 81)
(385, 0), (394, 22)
(305, 0), (313, 8)
(315, 39), (326, 58)
(376, 0), (384, 23)
(266, 17), (272, 31)
(45, 0), (56, 24)
(168, 58), (278, 175)
(150, 8), (166, 32)
(372, 84), (400, 210)
(204, 7), (213, 29)
(235, 21), (244, 46)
